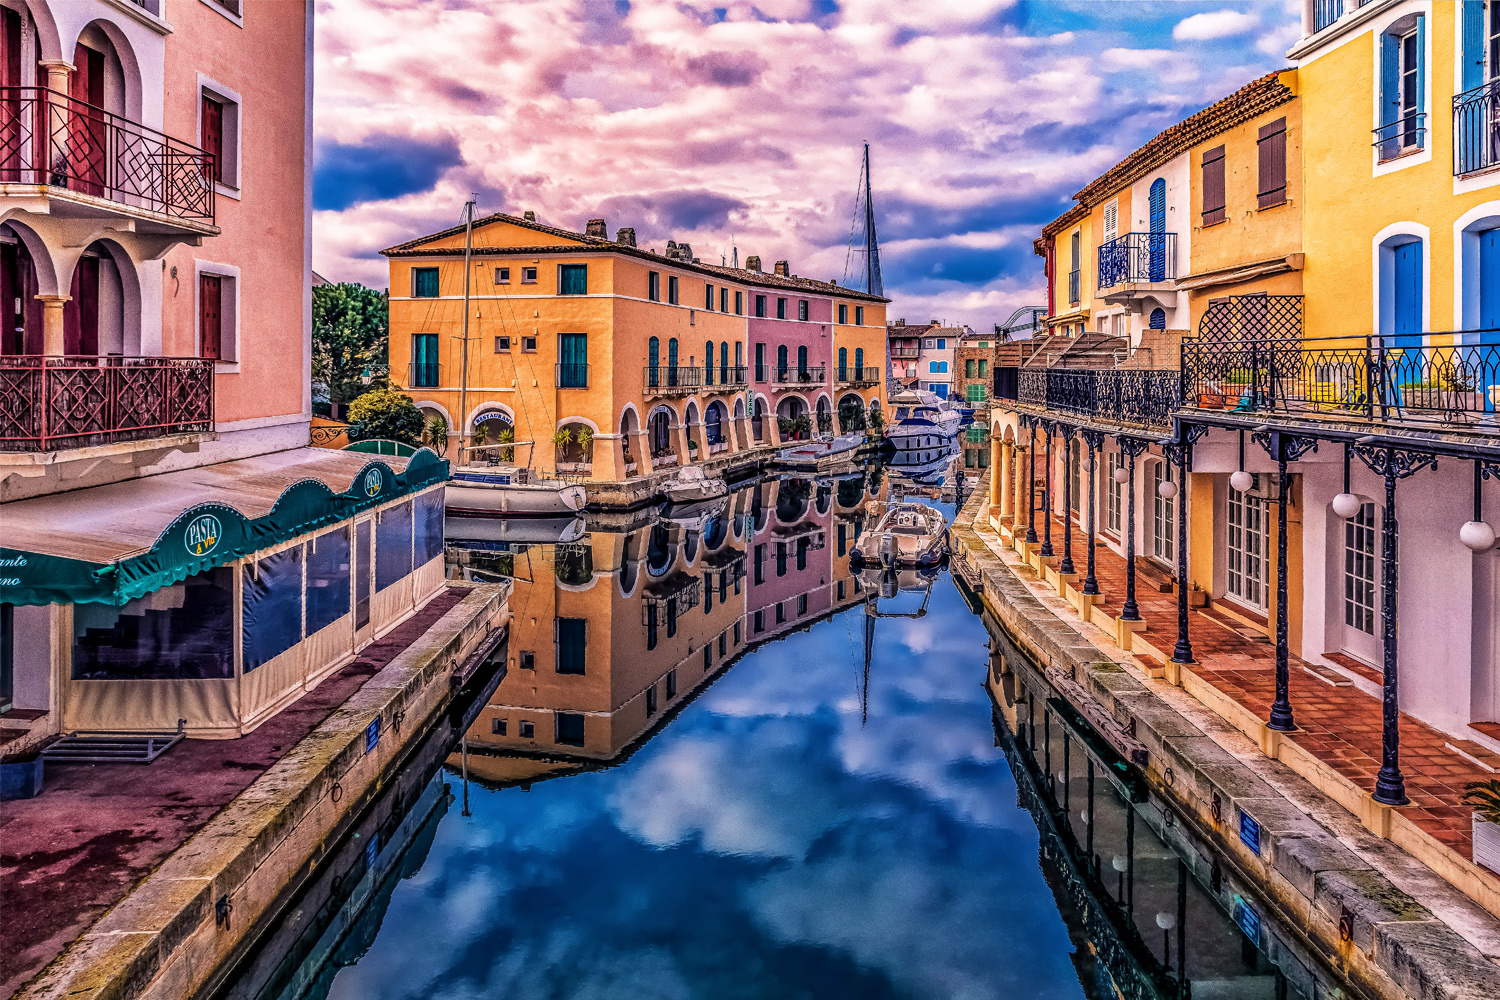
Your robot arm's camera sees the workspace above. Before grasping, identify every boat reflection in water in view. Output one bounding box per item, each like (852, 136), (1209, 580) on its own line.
(446, 472), (886, 789)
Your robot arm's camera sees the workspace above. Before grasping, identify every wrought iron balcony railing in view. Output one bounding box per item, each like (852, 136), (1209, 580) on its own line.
(408, 362), (440, 388)
(0, 88), (214, 224)
(644, 365), (702, 395)
(1454, 81), (1500, 176)
(703, 365), (748, 389)
(1097, 233), (1177, 288)
(1373, 112), (1426, 162)
(772, 366), (827, 386)
(1014, 366), (1178, 429)
(0, 354), (214, 452)
(835, 366), (882, 387)
(556, 363), (589, 389)
(889, 347), (919, 359)
(1183, 331), (1500, 431)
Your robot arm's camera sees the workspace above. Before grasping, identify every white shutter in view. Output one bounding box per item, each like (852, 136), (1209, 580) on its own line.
(1103, 201), (1119, 244)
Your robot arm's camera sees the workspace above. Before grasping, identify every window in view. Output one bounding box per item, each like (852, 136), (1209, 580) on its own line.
(937, 338), (946, 349)
(736, 291), (744, 314)
(1107, 453), (1122, 534)
(555, 617), (586, 673)
(556, 713), (585, 746)
(669, 275), (679, 304)
(733, 621), (740, 645)
(411, 333), (438, 387)
(754, 543), (766, 584)
(797, 300), (809, 321)
(718, 632), (726, 656)
(776, 602), (785, 623)
(1344, 503), (1379, 635)
(1149, 308), (1167, 330)
(375, 501), (413, 591)
(1069, 445), (1081, 513)
(199, 84), (240, 188)
(648, 271), (660, 301)
(521, 266), (538, 284)
(1256, 120), (1286, 209)
(855, 306), (864, 325)
(522, 336), (537, 352)
(777, 344), (788, 374)
(495, 335), (510, 352)
(199, 273), (223, 360)
(1227, 479), (1268, 610)
(201, 95), (223, 184)
(646, 684), (658, 716)
(755, 294), (766, 317)
(558, 333), (587, 387)
(1379, 20), (1426, 157)
(72, 568), (234, 679)
(1201, 145), (1226, 225)
(306, 526), (350, 635)
(928, 382), (945, 394)
(965, 358), (975, 377)
(706, 283), (715, 309)
(1103, 200), (1118, 244)
(412, 267), (439, 298)
(978, 340), (988, 348)
(754, 609), (765, 633)
(966, 383), (984, 402)
(666, 669), (678, 699)
(1152, 461), (1175, 563)
(559, 264), (587, 295)
(721, 287), (729, 312)
(777, 297), (787, 319)
(797, 593), (808, 616)
(978, 360), (987, 377)
(776, 541), (787, 576)
(491, 718), (507, 736)
(520, 719), (535, 738)
(496, 266), (511, 284)
(755, 342), (766, 381)
(1069, 230), (1081, 304)
(242, 548), (304, 671)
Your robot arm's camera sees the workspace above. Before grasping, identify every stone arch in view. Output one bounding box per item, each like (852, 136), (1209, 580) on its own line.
(0, 215), (61, 296)
(15, 1), (63, 64)
(814, 393), (832, 433)
(704, 399), (729, 447)
(554, 417), (595, 469)
(837, 392), (867, 432)
(73, 18), (145, 122)
(647, 403), (676, 460)
(465, 400), (514, 433)
(83, 236), (142, 356)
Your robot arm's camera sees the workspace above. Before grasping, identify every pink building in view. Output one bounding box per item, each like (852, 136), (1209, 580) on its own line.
(0, 2), (451, 757)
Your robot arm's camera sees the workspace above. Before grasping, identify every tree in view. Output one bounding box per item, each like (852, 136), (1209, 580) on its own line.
(313, 282), (389, 412)
(347, 385), (424, 444)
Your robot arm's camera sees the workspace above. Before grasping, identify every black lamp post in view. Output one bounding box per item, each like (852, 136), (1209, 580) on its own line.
(1164, 424), (1206, 665)
(1026, 417), (1038, 544)
(1060, 425), (1076, 575)
(1081, 429), (1105, 595)
(1040, 421), (1055, 558)
(1118, 437), (1149, 622)
(1253, 429), (1318, 733)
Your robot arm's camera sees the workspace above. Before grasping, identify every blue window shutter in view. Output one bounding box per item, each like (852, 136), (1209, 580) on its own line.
(1416, 15), (1427, 147)
(1464, 1), (1485, 92)
(1381, 32), (1400, 127)
(1481, 230), (1500, 328)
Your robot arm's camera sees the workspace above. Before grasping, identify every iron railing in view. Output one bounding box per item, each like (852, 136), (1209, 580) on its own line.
(1454, 81), (1500, 176)
(1015, 367), (1178, 429)
(0, 354), (214, 451)
(889, 347), (920, 359)
(1373, 112), (1427, 162)
(772, 366), (827, 386)
(836, 366), (881, 386)
(1182, 331), (1500, 429)
(408, 362), (440, 388)
(556, 363), (589, 388)
(0, 88), (214, 223)
(1098, 233), (1177, 288)
(1068, 268), (1081, 305)
(644, 365), (702, 395)
(703, 365), (748, 389)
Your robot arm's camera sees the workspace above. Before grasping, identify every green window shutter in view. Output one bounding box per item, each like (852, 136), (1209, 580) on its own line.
(559, 264), (587, 295)
(412, 267), (439, 297)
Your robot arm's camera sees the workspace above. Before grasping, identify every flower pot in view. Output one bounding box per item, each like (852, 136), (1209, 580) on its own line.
(1445, 391), (1485, 424)
(1475, 815), (1500, 875)
(0, 754), (43, 800)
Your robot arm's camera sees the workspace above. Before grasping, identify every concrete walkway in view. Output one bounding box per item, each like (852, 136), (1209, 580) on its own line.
(0, 589), (465, 999)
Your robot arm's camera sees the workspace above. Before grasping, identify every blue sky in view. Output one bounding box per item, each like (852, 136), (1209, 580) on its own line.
(312, 0), (1300, 328)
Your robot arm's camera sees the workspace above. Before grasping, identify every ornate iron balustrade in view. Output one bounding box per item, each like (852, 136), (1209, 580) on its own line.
(703, 365), (748, 390)
(0, 354), (214, 452)
(0, 88), (214, 224)
(1373, 112), (1427, 163)
(1454, 80), (1500, 176)
(1182, 330), (1500, 430)
(836, 366), (881, 387)
(772, 365), (827, 386)
(1097, 233), (1177, 289)
(643, 365), (702, 395)
(1013, 366), (1176, 428)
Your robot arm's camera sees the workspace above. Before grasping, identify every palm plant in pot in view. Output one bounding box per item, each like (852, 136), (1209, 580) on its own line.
(1463, 779), (1500, 873)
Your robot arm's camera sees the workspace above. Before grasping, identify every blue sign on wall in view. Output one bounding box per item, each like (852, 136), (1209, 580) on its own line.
(365, 716), (382, 754)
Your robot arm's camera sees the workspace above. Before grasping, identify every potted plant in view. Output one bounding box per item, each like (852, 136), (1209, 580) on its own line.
(1464, 780), (1500, 874)
(497, 425), (515, 463)
(576, 426), (595, 466)
(423, 413), (448, 455)
(1441, 368), (1484, 424)
(553, 427), (574, 469)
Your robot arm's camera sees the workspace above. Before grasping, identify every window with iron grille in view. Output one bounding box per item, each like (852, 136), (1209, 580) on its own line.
(1256, 120), (1287, 209)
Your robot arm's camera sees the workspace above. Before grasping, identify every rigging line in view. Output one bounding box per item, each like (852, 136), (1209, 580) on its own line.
(841, 149), (865, 288)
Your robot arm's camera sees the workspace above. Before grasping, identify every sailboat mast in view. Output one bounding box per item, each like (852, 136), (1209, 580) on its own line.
(459, 199), (475, 453)
(861, 143), (884, 298)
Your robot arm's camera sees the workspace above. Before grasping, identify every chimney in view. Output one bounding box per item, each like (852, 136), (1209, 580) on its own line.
(616, 227), (636, 247)
(585, 218), (607, 239)
(746, 255), (761, 271)
(522, 210), (536, 223)
(678, 242), (693, 261)
(773, 260), (789, 277)
(665, 240), (680, 259)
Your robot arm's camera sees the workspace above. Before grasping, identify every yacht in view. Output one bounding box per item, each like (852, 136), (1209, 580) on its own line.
(884, 388), (962, 448)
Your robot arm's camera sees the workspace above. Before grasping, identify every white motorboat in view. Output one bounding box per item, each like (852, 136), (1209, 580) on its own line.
(884, 389), (962, 449)
(662, 465), (728, 505)
(847, 501), (949, 569)
(446, 466), (587, 516)
(445, 514), (586, 545)
(775, 432), (865, 472)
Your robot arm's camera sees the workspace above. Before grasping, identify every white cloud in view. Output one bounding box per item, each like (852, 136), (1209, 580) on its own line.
(1173, 9), (1259, 41)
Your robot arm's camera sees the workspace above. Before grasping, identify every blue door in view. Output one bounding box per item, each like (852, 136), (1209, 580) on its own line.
(1392, 241), (1422, 348)
(1148, 178), (1166, 281)
(1480, 229), (1500, 329)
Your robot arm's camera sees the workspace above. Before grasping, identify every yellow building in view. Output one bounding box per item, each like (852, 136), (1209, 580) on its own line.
(383, 214), (888, 482)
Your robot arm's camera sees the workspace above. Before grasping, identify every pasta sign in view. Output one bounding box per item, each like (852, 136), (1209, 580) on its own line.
(185, 513), (223, 556)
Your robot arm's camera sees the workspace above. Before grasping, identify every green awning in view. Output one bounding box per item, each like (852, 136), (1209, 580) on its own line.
(0, 447), (449, 606)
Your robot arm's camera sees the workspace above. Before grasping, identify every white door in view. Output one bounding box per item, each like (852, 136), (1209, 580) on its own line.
(1152, 460), (1174, 565)
(1226, 478), (1268, 611)
(1341, 502), (1385, 665)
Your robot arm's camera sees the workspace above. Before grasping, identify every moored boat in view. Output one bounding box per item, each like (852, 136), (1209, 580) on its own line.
(662, 465), (728, 505)
(446, 466), (587, 516)
(847, 501), (949, 569)
(775, 432), (865, 472)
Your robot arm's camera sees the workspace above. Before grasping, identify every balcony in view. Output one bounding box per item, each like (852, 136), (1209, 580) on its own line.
(771, 366), (827, 387)
(1183, 331), (1500, 433)
(1373, 113), (1426, 163)
(1454, 83), (1499, 176)
(702, 365), (748, 391)
(835, 366), (882, 387)
(644, 365), (702, 396)
(1012, 366), (1178, 430)
(556, 363), (589, 389)
(889, 347), (919, 359)
(0, 88), (215, 231)
(408, 362), (440, 388)
(0, 355), (214, 452)
(1097, 233), (1177, 290)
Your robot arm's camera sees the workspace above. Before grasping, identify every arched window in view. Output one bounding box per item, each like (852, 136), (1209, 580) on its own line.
(777, 344), (788, 377)
(752, 397), (765, 441)
(797, 345), (808, 374)
(705, 402), (724, 444)
(668, 338), (679, 387)
(721, 340), (729, 382)
(705, 340), (714, 385)
(854, 347), (863, 376)
(1149, 308), (1166, 330)
(650, 410), (673, 457)
(648, 336), (660, 387)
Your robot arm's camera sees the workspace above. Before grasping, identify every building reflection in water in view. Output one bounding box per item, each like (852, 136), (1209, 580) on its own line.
(444, 473), (886, 789)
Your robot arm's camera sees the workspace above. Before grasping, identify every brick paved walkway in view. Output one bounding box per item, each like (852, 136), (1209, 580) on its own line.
(998, 510), (1491, 858)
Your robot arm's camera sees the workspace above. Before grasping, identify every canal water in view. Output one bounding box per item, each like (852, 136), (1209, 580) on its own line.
(215, 466), (1338, 1000)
